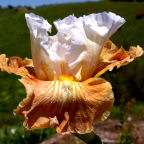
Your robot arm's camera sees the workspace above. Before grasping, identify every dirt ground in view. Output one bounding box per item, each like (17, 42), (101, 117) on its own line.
(42, 120), (144, 144)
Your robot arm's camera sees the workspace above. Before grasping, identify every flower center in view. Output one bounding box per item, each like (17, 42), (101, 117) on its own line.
(58, 74), (74, 82)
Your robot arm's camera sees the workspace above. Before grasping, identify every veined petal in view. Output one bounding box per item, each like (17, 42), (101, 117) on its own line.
(14, 76), (114, 135)
(94, 41), (144, 77)
(25, 12), (125, 81)
(0, 54), (34, 77)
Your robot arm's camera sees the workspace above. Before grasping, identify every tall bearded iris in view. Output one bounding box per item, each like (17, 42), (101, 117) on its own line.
(0, 12), (143, 135)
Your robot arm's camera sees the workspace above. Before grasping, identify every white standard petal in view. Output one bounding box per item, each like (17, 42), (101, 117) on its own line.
(52, 12), (125, 81)
(25, 13), (51, 38)
(25, 12), (125, 81)
(25, 13), (62, 80)
(83, 12), (125, 43)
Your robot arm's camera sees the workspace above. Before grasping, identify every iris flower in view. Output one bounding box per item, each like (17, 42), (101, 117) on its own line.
(0, 12), (143, 135)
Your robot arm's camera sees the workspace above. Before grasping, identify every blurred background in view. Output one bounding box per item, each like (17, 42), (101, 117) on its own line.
(0, 0), (144, 143)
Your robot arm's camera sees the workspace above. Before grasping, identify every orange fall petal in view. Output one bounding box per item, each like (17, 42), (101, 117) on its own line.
(14, 76), (114, 134)
(94, 41), (143, 77)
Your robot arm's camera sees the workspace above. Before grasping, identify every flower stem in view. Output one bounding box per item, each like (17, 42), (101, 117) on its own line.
(74, 131), (103, 144)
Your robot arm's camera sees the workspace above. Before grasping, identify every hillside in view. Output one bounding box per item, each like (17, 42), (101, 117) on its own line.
(0, 2), (144, 57)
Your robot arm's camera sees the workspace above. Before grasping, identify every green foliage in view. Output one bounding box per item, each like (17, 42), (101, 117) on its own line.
(118, 98), (136, 144)
(74, 131), (102, 144)
(119, 126), (135, 144)
(0, 113), (23, 128)
(0, 126), (56, 144)
(109, 101), (144, 120)
(0, 73), (25, 112)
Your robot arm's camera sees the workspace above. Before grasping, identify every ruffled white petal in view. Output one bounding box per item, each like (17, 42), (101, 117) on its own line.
(25, 13), (62, 80)
(25, 13), (51, 39)
(25, 12), (125, 81)
(83, 12), (125, 41)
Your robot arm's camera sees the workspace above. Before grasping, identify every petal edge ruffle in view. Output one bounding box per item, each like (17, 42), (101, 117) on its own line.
(14, 76), (114, 135)
(0, 54), (36, 78)
(94, 41), (144, 77)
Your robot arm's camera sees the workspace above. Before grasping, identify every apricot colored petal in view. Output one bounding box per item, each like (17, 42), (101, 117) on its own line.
(95, 41), (144, 77)
(14, 76), (114, 135)
(0, 54), (35, 77)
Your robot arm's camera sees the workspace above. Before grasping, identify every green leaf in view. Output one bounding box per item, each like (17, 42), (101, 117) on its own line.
(74, 131), (103, 144)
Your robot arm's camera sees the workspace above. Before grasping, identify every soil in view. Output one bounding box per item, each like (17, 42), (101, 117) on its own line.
(42, 120), (144, 144)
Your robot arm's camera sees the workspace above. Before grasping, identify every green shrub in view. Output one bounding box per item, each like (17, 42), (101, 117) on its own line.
(0, 126), (56, 144)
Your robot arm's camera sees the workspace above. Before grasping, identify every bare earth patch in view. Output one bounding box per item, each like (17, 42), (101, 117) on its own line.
(42, 120), (144, 144)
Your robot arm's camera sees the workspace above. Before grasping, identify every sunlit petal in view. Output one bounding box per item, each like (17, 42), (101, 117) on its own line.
(14, 75), (114, 134)
(25, 12), (125, 81)
(0, 54), (34, 77)
(94, 41), (144, 77)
